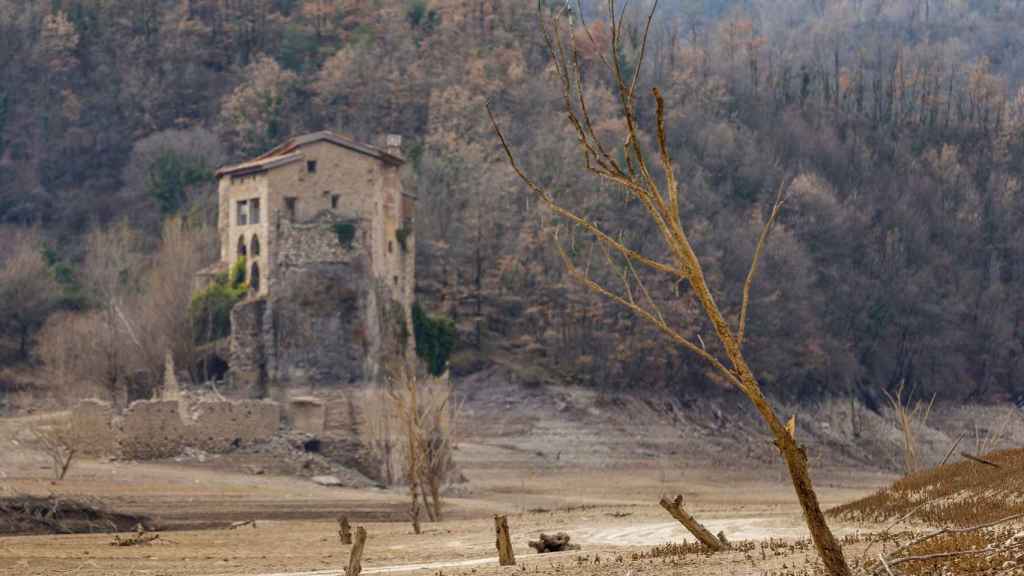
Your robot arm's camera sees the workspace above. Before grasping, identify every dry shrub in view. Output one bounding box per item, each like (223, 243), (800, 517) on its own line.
(882, 382), (934, 476)
(28, 420), (76, 480)
(830, 447), (1024, 526)
(36, 217), (215, 407)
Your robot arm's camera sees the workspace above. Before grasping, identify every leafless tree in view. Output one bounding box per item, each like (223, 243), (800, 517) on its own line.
(0, 228), (61, 361)
(30, 420), (76, 480)
(489, 2), (851, 574)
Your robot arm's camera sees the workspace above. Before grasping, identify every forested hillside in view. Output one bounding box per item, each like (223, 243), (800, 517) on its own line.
(2, 0), (1024, 403)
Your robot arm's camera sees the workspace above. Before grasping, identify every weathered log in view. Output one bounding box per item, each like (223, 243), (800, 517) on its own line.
(495, 514), (516, 566)
(528, 531), (579, 553)
(658, 495), (726, 551)
(338, 516), (352, 545)
(348, 526), (367, 576)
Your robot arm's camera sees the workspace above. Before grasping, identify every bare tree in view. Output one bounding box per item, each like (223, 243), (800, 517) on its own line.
(0, 228), (61, 361)
(29, 420), (76, 480)
(488, 2), (851, 574)
(386, 366), (459, 530)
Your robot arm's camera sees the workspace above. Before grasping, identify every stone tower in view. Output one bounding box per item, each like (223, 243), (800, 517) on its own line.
(203, 131), (416, 397)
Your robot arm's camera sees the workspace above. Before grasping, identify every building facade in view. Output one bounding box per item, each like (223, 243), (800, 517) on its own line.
(205, 131), (416, 397)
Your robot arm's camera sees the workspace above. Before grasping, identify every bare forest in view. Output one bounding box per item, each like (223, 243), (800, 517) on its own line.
(3, 0), (1024, 405)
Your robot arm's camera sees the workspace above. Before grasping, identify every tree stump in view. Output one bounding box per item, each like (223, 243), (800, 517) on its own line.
(338, 516), (352, 545)
(528, 532), (579, 553)
(494, 514), (516, 566)
(348, 526), (367, 576)
(658, 495), (726, 551)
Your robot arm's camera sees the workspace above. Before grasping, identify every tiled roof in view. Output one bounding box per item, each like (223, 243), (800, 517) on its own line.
(216, 131), (404, 178)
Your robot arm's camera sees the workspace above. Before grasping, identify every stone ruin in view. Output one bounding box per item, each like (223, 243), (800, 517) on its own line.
(70, 398), (282, 460)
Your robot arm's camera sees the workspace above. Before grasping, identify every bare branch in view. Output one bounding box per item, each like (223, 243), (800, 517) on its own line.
(553, 229), (740, 387)
(738, 176), (791, 349)
(487, 103), (685, 280)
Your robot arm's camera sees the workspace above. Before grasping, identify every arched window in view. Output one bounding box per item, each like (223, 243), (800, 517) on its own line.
(250, 262), (261, 293)
(237, 235), (247, 258)
(251, 234), (261, 256)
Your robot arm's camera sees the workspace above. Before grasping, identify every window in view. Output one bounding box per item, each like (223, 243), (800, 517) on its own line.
(250, 262), (261, 292)
(251, 234), (261, 256)
(250, 198), (261, 224)
(393, 275), (398, 286)
(237, 200), (248, 226)
(237, 236), (247, 258)
(331, 194), (340, 209)
(307, 160), (317, 173)
(388, 241), (393, 254)
(285, 197), (297, 219)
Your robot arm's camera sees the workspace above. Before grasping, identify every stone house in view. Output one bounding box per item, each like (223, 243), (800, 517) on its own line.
(199, 131), (416, 399)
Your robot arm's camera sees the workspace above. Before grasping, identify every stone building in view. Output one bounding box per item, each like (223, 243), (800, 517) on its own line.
(200, 131), (415, 398)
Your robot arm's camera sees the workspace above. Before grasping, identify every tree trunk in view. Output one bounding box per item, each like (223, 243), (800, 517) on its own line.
(347, 526), (367, 576)
(338, 516), (352, 545)
(494, 515), (516, 566)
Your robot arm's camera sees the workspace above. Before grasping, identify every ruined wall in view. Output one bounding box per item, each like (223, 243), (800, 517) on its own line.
(70, 399), (281, 460)
(69, 400), (118, 456)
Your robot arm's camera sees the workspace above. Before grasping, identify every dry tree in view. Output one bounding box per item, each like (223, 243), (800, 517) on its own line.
(30, 420), (77, 481)
(387, 365), (459, 532)
(488, 1), (851, 574)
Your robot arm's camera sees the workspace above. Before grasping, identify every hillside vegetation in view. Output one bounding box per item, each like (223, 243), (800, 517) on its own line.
(2, 0), (1024, 402)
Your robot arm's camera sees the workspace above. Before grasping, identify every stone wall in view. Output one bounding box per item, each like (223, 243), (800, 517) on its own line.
(70, 398), (281, 460)
(70, 399), (118, 456)
(230, 298), (267, 397)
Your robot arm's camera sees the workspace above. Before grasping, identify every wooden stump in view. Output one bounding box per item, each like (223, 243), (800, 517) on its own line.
(658, 495), (726, 551)
(338, 516), (352, 545)
(494, 514), (516, 566)
(348, 526), (367, 576)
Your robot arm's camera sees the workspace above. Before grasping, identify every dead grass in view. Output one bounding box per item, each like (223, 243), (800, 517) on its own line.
(829, 447), (1024, 526)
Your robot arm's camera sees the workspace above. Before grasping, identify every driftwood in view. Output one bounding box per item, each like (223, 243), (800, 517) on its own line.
(112, 525), (159, 546)
(960, 452), (1001, 468)
(348, 526), (367, 576)
(658, 495), (727, 551)
(528, 532), (579, 553)
(338, 516), (352, 545)
(229, 520), (255, 530)
(495, 514), (516, 566)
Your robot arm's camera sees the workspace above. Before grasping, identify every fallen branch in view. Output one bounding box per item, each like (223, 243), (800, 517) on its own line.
(112, 526), (159, 547)
(961, 452), (1001, 468)
(658, 495), (727, 551)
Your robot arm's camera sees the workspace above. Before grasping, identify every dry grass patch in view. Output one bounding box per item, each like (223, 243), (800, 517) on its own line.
(829, 447), (1024, 526)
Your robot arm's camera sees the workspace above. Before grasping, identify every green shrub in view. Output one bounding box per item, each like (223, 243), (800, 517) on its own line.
(412, 303), (455, 376)
(406, 0), (439, 30)
(334, 221), (357, 249)
(190, 257), (248, 343)
(145, 150), (212, 214)
(396, 227), (412, 252)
